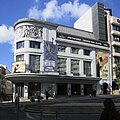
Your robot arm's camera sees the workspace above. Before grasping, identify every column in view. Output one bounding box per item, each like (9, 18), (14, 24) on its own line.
(67, 84), (71, 96)
(81, 84), (84, 95)
(24, 83), (28, 100)
(13, 84), (15, 102)
(91, 50), (96, 77)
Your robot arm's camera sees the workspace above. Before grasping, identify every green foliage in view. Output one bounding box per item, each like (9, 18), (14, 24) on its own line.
(115, 63), (120, 85)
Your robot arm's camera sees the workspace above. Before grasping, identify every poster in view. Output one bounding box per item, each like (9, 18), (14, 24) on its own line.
(96, 50), (109, 80)
(12, 61), (25, 73)
(44, 41), (57, 72)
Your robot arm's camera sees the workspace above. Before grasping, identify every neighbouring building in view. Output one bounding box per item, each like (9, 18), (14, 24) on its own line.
(106, 14), (120, 90)
(74, 2), (120, 92)
(74, 2), (113, 94)
(0, 64), (12, 100)
(5, 2), (112, 101)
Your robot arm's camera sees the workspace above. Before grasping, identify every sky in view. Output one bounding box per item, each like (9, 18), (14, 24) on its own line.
(0, 0), (120, 71)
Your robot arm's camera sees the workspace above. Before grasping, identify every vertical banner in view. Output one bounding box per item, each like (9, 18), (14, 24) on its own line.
(96, 50), (109, 80)
(44, 41), (57, 72)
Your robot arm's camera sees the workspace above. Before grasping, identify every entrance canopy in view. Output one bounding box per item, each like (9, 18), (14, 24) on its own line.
(5, 73), (100, 84)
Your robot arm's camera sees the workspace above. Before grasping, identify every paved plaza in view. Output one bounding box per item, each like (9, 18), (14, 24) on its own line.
(0, 95), (120, 120)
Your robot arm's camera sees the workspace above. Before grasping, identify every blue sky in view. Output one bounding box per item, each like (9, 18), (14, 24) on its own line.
(0, 0), (120, 71)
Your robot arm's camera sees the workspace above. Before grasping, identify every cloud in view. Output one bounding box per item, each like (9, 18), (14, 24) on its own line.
(28, 0), (90, 21)
(0, 25), (14, 52)
(35, 0), (39, 3)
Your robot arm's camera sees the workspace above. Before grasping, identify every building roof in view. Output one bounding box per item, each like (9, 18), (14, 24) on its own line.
(57, 26), (95, 40)
(14, 18), (58, 29)
(14, 18), (96, 40)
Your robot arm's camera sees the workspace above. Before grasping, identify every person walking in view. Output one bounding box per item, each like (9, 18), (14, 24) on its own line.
(36, 90), (40, 102)
(99, 98), (120, 120)
(45, 90), (49, 100)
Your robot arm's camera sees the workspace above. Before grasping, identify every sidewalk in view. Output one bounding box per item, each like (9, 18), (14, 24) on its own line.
(0, 94), (120, 108)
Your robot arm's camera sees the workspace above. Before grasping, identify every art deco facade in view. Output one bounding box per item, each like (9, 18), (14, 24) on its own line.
(4, 17), (110, 100)
(5, 2), (114, 100)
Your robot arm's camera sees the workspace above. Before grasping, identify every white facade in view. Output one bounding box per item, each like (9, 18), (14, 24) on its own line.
(74, 8), (93, 32)
(5, 18), (110, 100)
(107, 15), (120, 85)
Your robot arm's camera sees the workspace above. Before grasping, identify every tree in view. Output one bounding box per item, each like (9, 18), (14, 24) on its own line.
(114, 63), (120, 85)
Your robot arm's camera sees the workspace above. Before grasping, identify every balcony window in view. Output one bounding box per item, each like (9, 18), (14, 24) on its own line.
(58, 45), (66, 52)
(29, 54), (40, 73)
(16, 54), (24, 62)
(84, 61), (91, 76)
(84, 49), (91, 56)
(71, 47), (79, 54)
(114, 56), (120, 64)
(114, 46), (120, 53)
(30, 41), (40, 49)
(57, 58), (66, 75)
(71, 59), (79, 76)
(16, 41), (24, 49)
(113, 35), (120, 42)
(112, 24), (120, 32)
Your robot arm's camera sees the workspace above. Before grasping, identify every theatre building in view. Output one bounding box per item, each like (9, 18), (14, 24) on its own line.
(5, 2), (111, 100)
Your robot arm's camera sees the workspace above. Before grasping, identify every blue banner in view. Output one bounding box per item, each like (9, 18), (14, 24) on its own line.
(44, 41), (57, 72)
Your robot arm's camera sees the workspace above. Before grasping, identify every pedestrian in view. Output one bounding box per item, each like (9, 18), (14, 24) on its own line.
(36, 90), (40, 102)
(89, 89), (93, 97)
(45, 90), (49, 100)
(93, 89), (96, 97)
(99, 98), (120, 120)
(15, 92), (20, 110)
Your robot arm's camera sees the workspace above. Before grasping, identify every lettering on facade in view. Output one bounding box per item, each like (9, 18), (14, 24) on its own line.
(57, 33), (109, 47)
(15, 25), (42, 39)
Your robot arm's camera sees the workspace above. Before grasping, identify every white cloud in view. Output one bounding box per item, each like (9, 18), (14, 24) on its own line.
(0, 25), (14, 52)
(28, 0), (90, 21)
(35, 0), (39, 3)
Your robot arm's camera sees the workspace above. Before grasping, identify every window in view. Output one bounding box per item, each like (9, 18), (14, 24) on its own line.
(57, 58), (66, 75)
(71, 59), (79, 76)
(58, 45), (66, 52)
(71, 47), (79, 54)
(112, 24), (120, 32)
(84, 61), (91, 76)
(114, 46), (120, 53)
(29, 54), (40, 73)
(114, 56), (120, 64)
(30, 41), (40, 49)
(16, 55), (24, 61)
(16, 41), (24, 49)
(113, 35), (120, 42)
(84, 49), (91, 56)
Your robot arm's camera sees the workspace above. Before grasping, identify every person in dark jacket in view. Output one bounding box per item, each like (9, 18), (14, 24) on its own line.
(99, 98), (120, 120)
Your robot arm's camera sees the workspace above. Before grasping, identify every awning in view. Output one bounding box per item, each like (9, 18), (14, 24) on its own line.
(5, 73), (100, 84)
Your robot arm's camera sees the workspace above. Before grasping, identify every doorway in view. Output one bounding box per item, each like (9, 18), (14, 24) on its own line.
(71, 84), (80, 95)
(57, 83), (67, 95)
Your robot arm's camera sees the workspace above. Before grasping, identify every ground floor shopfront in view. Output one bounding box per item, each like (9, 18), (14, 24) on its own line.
(5, 73), (100, 101)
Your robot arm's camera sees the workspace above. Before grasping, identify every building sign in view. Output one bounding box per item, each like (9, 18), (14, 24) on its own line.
(57, 33), (109, 47)
(12, 61), (25, 73)
(96, 50), (109, 80)
(15, 25), (42, 39)
(44, 41), (57, 72)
